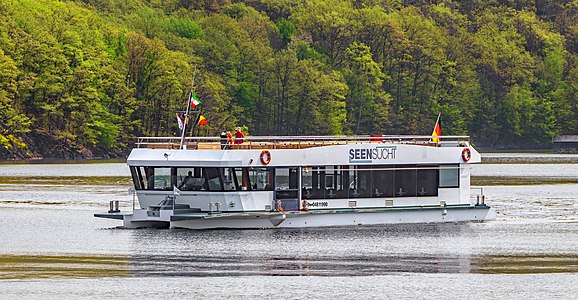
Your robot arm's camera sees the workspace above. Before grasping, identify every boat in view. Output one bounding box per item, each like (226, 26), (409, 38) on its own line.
(95, 135), (495, 229)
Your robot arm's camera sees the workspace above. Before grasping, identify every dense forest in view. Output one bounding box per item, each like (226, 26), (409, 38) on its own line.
(1, 0), (578, 159)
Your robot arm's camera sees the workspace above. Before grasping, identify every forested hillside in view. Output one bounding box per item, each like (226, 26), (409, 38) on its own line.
(1, 0), (578, 159)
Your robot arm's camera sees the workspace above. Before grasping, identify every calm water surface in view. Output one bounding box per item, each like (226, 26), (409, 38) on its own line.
(1, 154), (577, 299)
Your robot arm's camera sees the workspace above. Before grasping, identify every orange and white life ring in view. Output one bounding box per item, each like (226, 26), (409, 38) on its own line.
(462, 148), (471, 162)
(260, 150), (271, 165)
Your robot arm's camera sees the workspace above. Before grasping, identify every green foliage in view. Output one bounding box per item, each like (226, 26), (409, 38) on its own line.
(3, 0), (578, 158)
(276, 18), (296, 46)
(165, 17), (204, 39)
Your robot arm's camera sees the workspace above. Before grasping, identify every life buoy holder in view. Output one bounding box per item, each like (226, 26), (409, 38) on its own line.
(260, 150), (271, 165)
(462, 148), (471, 162)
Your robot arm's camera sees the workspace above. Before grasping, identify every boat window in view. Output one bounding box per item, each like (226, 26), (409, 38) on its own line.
(372, 166), (394, 197)
(205, 167), (223, 191)
(275, 167), (298, 190)
(248, 167), (272, 191)
(346, 167), (356, 197)
(346, 166), (370, 198)
(222, 168), (238, 191)
(301, 167), (312, 199)
(395, 166), (416, 197)
(138, 167), (172, 190)
(324, 166), (346, 198)
(439, 165), (459, 188)
(417, 166), (438, 196)
(235, 168), (250, 190)
(357, 167), (373, 198)
(176, 167), (206, 191)
(306, 167), (325, 199)
(130, 167), (144, 190)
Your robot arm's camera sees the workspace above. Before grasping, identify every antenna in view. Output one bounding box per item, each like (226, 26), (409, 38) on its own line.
(180, 66), (197, 149)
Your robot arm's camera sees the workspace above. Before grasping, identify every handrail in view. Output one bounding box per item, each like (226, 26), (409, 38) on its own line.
(134, 135), (471, 149)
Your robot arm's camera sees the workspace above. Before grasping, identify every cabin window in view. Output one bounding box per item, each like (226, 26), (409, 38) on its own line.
(372, 166), (394, 197)
(303, 166), (348, 199)
(349, 166), (372, 198)
(222, 168), (238, 191)
(359, 168), (372, 198)
(439, 165), (459, 188)
(275, 167), (298, 190)
(307, 167), (325, 199)
(323, 166), (337, 198)
(176, 168), (206, 191)
(205, 167), (223, 191)
(326, 166), (347, 198)
(137, 167), (172, 190)
(395, 166), (416, 197)
(235, 168), (251, 190)
(301, 167), (313, 199)
(417, 166), (438, 196)
(130, 167), (143, 190)
(248, 167), (272, 191)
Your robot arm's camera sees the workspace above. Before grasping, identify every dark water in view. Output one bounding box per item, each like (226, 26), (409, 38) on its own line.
(1, 155), (578, 299)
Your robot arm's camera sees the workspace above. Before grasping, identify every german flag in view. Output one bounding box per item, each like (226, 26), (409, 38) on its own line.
(431, 114), (441, 142)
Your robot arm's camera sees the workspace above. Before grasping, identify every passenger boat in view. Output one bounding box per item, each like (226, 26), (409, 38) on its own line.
(95, 135), (495, 229)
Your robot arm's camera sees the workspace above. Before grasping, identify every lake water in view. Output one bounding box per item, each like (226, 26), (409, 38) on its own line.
(1, 154), (578, 299)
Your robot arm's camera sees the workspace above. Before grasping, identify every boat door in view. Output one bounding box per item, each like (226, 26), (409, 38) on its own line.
(274, 167), (300, 211)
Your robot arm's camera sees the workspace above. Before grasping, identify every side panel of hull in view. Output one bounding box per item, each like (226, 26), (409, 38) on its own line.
(170, 207), (495, 229)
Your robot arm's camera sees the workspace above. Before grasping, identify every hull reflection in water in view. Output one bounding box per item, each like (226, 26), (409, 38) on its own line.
(126, 253), (475, 276)
(4, 253), (577, 279)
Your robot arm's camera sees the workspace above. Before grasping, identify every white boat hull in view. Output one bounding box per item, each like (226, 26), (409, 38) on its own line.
(106, 205), (495, 229)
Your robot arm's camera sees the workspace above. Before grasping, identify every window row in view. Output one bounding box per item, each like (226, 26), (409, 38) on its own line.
(129, 165), (460, 198)
(131, 166), (274, 192)
(302, 165), (459, 199)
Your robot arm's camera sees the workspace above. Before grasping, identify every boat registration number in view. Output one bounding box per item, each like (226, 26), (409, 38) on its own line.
(307, 201), (329, 207)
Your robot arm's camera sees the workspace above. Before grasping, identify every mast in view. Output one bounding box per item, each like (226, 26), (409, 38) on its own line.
(180, 66), (197, 149)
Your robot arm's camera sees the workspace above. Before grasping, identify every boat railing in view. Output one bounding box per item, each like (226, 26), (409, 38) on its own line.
(135, 135), (471, 150)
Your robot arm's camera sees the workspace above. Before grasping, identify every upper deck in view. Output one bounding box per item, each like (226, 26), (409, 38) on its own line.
(136, 135), (471, 150)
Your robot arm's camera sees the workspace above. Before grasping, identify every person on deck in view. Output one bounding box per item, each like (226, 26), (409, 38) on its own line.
(220, 131), (228, 149)
(234, 127), (245, 144)
(226, 131), (233, 147)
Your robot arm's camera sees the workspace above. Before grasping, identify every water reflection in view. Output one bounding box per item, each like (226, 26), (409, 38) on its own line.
(3, 251), (578, 279)
(0, 254), (129, 279)
(0, 176), (132, 186)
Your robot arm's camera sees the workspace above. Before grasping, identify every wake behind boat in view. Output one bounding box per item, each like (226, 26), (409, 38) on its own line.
(95, 135), (495, 229)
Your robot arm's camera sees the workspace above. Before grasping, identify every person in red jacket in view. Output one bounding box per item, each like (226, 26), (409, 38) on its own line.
(226, 131), (233, 146)
(234, 127), (244, 144)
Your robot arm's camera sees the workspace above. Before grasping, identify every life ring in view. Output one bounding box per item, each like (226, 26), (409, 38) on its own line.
(462, 148), (471, 162)
(260, 150), (271, 165)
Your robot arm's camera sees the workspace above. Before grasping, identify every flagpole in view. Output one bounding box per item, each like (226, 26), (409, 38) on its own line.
(180, 66), (197, 150)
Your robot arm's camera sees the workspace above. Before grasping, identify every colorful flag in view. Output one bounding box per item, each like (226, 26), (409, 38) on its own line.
(198, 115), (208, 125)
(176, 113), (184, 131)
(190, 92), (201, 108)
(431, 114), (441, 143)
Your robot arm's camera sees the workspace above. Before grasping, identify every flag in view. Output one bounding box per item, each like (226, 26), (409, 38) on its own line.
(173, 186), (180, 196)
(198, 115), (208, 126)
(431, 114), (441, 143)
(176, 113), (184, 131)
(190, 92), (201, 108)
